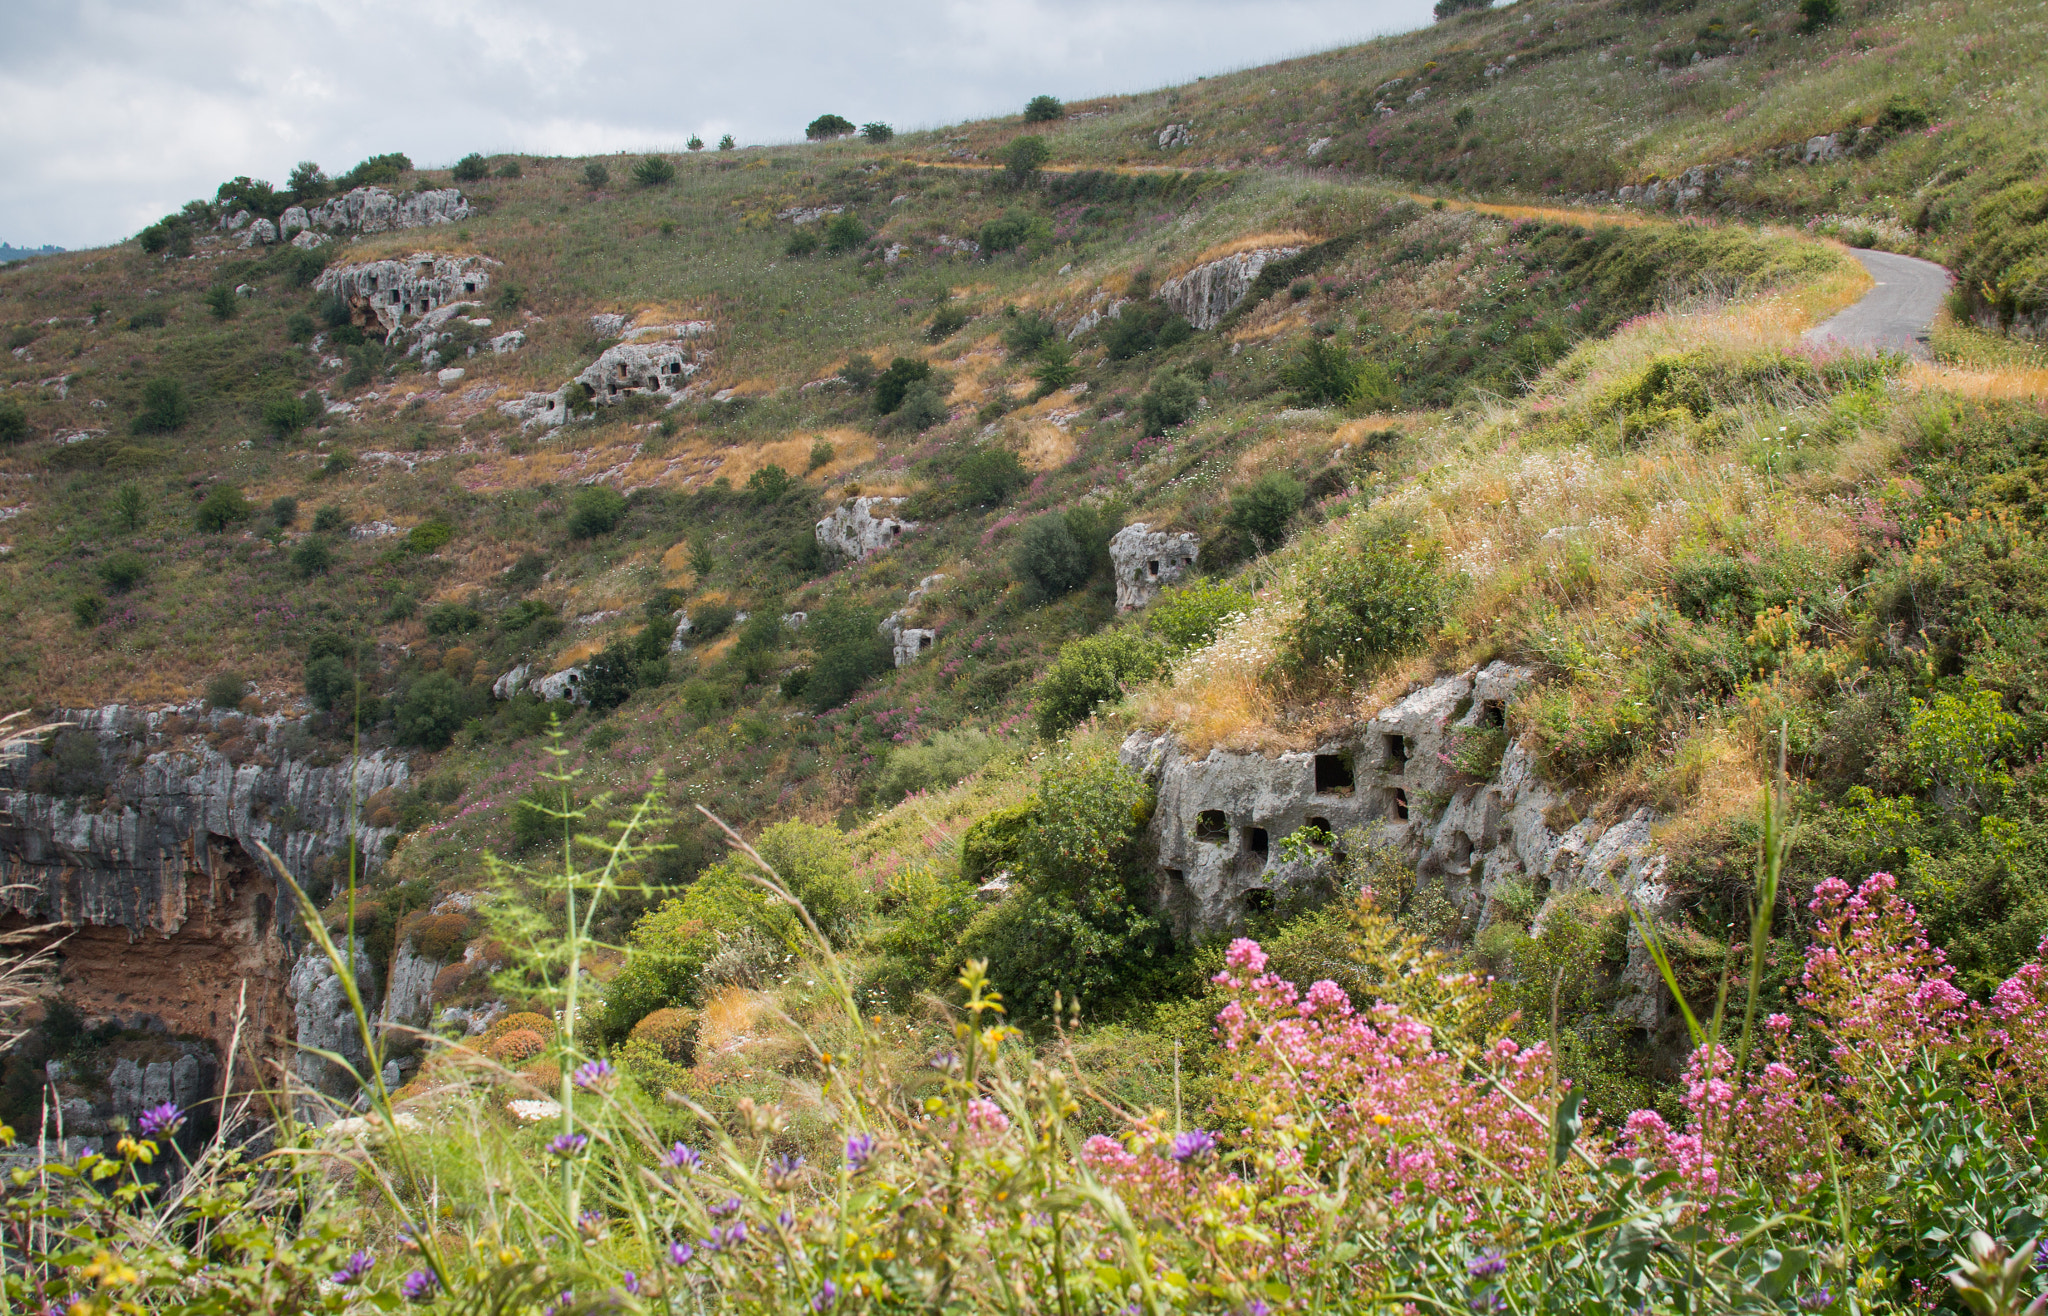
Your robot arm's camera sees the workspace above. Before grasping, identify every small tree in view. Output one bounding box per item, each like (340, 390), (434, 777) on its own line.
(1023, 95), (1064, 123)
(204, 285), (237, 321)
(262, 391), (318, 441)
(718, 134), (735, 151)
(823, 212), (867, 254)
(287, 160), (327, 198)
(807, 438), (836, 472)
(631, 155), (676, 186)
(583, 162), (611, 189)
(806, 114), (856, 141)
(1011, 513), (1090, 600)
(133, 378), (191, 434)
(1139, 369), (1200, 434)
(0, 398), (25, 445)
(1033, 339), (1077, 395)
(195, 484), (252, 532)
(957, 448), (1028, 506)
(451, 153), (489, 183)
(872, 357), (931, 414)
(111, 483), (145, 531)
(1800, 0), (1841, 27)
(1003, 136), (1050, 187)
(312, 504), (347, 533)
(270, 495), (298, 528)
(746, 463), (794, 503)
(205, 672), (247, 710)
(861, 122), (895, 143)
(687, 136), (705, 152)
(394, 671), (473, 749)
(1034, 629), (1166, 738)
(72, 593), (106, 629)
(292, 536), (334, 578)
(1227, 472), (1306, 551)
(567, 485), (627, 537)
(896, 382), (948, 431)
(97, 551), (148, 593)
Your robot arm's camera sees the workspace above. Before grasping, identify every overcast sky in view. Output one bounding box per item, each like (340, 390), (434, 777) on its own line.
(0, 0), (1435, 251)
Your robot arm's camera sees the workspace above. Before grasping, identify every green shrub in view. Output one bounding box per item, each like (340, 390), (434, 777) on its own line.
(689, 602), (737, 640)
(580, 637), (657, 713)
(406, 519), (454, 555)
(1034, 629), (1168, 738)
(285, 312), (315, 342)
(195, 485), (251, 532)
(823, 212), (866, 254)
(1002, 308), (1058, 354)
(873, 357), (931, 414)
(262, 391), (318, 440)
(72, 592), (106, 628)
(0, 398), (25, 445)
(630, 155), (676, 187)
(303, 654), (353, 712)
(205, 672), (247, 710)
(96, 551), (147, 594)
(686, 136), (705, 153)
(132, 378), (191, 433)
(291, 536), (333, 577)
(567, 486), (627, 537)
(1799, 0), (1841, 27)
(746, 464), (794, 503)
(895, 382), (949, 431)
(311, 505), (347, 534)
(274, 246), (327, 289)
(807, 438), (836, 472)
(926, 305), (969, 341)
(1003, 136), (1050, 186)
(957, 447), (1028, 506)
(339, 152), (411, 187)
(125, 307), (166, 331)
(1280, 522), (1455, 682)
(718, 135), (735, 151)
(804, 597), (891, 711)
(961, 804), (1034, 881)
(861, 122), (895, 143)
(1139, 369), (1200, 434)
(1280, 338), (1393, 407)
(394, 671), (473, 749)
(1022, 94), (1064, 123)
(874, 729), (1001, 803)
(204, 285), (237, 321)
(1011, 512), (1090, 600)
(270, 495), (297, 528)
(1226, 472), (1306, 551)
(111, 484), (145, 531)
(1032, 339), (1077, 394)
(1147, 577), (1250, 652)
(805, 114), (855, 141)
(451, 154), (489, 183)
(424, 603), (482, 636)
(324, 448), (357, 476)
(582, 162), (610, 189)
(785, 228), (820, 257)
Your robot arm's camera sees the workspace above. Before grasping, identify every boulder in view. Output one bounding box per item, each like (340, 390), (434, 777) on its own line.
(279, 206), (311, 236)
(535, 667), (587, 704)
(437, 367), (465, 386)
(1158, 123), (1194, 149)
(498, 388), (570, 430)
(589, 313), (629, 339)
(880, 612), (937, 667)
(487, 330), (527, 354)
(1156, 247), (1302, 330)
(221, 210), (251, 232)
(305, 186), (470, 235)
(237, 218), (278, 249)
(816, 496), (916, 560)
(1803, 133), (1844, 165)
(290, 230), (330, 250)
(491, 664), (530, 700)
(1108, 524), (1199, 611)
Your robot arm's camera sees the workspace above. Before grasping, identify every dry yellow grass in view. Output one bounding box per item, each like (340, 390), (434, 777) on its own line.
(697, 984), (763, 1054)
(1904, 360), (2048, 400)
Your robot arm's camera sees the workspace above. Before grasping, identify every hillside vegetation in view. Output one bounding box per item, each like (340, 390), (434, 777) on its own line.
(5, 0), (2048, 1309)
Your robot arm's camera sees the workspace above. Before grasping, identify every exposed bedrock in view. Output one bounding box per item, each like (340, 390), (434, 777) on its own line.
(313, 253), (499, 341)
(1120, 661), (1674, 1025)
(1156, 247), (1302, 330)
(1108, 524), (1199, 612)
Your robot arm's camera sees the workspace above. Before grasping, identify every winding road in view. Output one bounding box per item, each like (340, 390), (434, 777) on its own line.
(1803, 248), (1952, 359)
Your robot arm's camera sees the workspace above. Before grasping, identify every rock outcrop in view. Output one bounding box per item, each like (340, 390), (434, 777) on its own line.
(574, 338), (707, 405)
(1157, 248), (1302, 330)
(305, 186), (471, 236)
(1120, 661), (1671, 1029)
(289, 936), (379, 1109)
(816, 497), (916, 560)
(1108, 524), (1199, 611)
(313, 254), (499, 341)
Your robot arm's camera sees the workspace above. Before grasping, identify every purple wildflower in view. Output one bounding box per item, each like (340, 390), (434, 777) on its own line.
(665, 1142), (702, 1172)
(1246, 1301), (1272, 1316)
(331, 1250), (374, 1286)
(778, 1209), (795, 1231)
(722, 1221), (748, 1248)
(137, 1102), (183, 1139)
(547, 1132), (588, 1158)
(400, 1269), (440, 1303)
(1798, 1289), (1833, 1312)
(577, 1210), (608, 1239)
(620, 1273), (640, 1296)
(844, 1133), (875, 1170)
(572, 1059), (617, 1092)
(812, 1280), (839, 1312)
(667, 1241), (695, 1267)
(1469, 1249), (1507, 1279)
(1169, 1129), (1217, 1162)
(710, 1196), (741, 1217)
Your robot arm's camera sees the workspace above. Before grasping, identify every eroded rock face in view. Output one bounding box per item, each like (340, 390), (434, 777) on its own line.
(313, 253), (498, 341)
(1120, 661), (1672, 1028)
(1109, 524), (1199, 612)
(574, 338), (706, 406)
(1156, 248), (1302, 330)
(380, 935), (443, 1032)
(306, 186), (471, 236)
(817, 497), (916, 560)
(289, 937), (379, 1111)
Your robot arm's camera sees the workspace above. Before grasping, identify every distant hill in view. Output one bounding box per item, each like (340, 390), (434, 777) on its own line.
(0, 243), (63, 264)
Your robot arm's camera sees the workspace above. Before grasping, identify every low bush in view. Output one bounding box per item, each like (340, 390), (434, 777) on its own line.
(582, 162), (610, 189)
(957, 447), (1028, 506)
(1146, 577), (1251, 652)
(1138, 369), (1200, 434)
(1280, 337), (1394, 407)
(311, 505), (347, 534)
(204, 672), (246, 710)
(895, 381), (948, 431)
(807, 438), (835, 472)
(873, 729), (1001, 803)
(860, 122), (894, 143)
(803, 597), (892, 711)
(1280, 520), (1455, 682)
(1003, 136), (1050, 187)
(495, 160), (522, 178)
(262, 391), (318, 441)
(132, 378), (191, 434)
(405, 519), (453, 555)
(393, 671), (475, 749)
(125, 307), (166, 331)
(688, 602), (737, 641)
(926, 305), (969, 341)
(71, 592), (105, 628)
(805, 114), (855, 141)
(0, 398), (25, 445)
(203, 286), (237, 321)
(194, 485), (251, 532)
(111, 484), (145, 531)
(823, 212), (866, 254)
(566, 486), (627, 537)
(451, 154), (488, 183)
(872, 357), (931, 414)
(1010, 512), (1091, 600)
(1225, 471), (1305, 552)
(1033, 339), (1077, 394)
(784, 228), (820, 257)
(1034, 628), (1168, 738)
(424, 602), (482, 636)
(96, 551), (147, 593)
(270, 496), (297, 528)
(630, 155), (676, 187)
(1022, 94), (1064, 123)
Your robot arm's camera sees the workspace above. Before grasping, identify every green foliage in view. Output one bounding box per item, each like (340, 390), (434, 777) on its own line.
(1138, 369), (1200, 434)
(1280, 521), (1454, 682)
(1002, 308), (1059, 354)
(405, 519), (453, 554)
(872, 357), (931, 414)
(1032, 338), (1077, 394)
(261, 391), (317, 441)
(957, 447), (1029, 506)
(1226, 471), (1306, 551)
(1281, 337), (1394, 408)
(1434, 0), (1492, 17)
(1011, 511), (1090, 600)
(718, 134), (735, 151)
(268, 495), (297, 528)
(1033, 628), (1168, 738)
(205, 672), (246, 710)
(807, 438), (835, 472)
(962, 803), (1034, 882)
(1799, 0), (1842, 27)
(339, 151), (411, 187)
(96, 551), (147, 593)
(287, 160), (326, 196)
(424, 602), (481, 636)
(746, 463), (794, 503)
(303, 654), (352, 712)
(0, 398), (22, 446)
(111, 484), (145, 531)
(1003, 136), (1051, 186)
(393, 670), (474, 749)
(203, 285), (237, 321)
(926, 304), (969, 341)
(630, 155), (676, 187)
(194, 485), (251, 533)
(860, 122), (895, 143)
(1907, 683), (2020, 813)
(806, 114), (856, 141)
(582, 161), (610, 189)
(125, 307), (166, 331)
(1956, 176), (2048, 327)
(71, 592), (104, 628)
(874, 729), (1002, 804)
(566, 486), (627, 537)
(1103, 303), (1191, 360)
(689, 601), (737, 640)
(580, 636), (661, 713)
(785, 227), (820, 257)
(686, 136), (704, 152)
(451, 153), (489, 183)
(132, 378), (191, 434)
(804, 597), (891, 711)
(1147, 577), (1250, 652)
(1022, 94), (1064, 123)
(310, 504), (346, 534)
(823, 211), (866, 254)
(895, 382), (948, 431)
(980, 209), (1052, 254)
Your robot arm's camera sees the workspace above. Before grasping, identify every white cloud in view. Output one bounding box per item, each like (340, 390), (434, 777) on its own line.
(0, 0), (1432, 249)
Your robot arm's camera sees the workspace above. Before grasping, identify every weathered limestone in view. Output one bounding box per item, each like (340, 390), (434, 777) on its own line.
(816, 497), (916, 560)
(279, 205), (311, 236)
(237, 218), (278, 249)
(313, 253), (499, 341)
(289, 937), (379, 1109)
(491, 664), (531, 701)
(290, 230), (331, 251)
(1156, 248), (1302, 330)
(305, 186), (470, 235)
(1108, 524), (1199, 611)
(534, 667), (587, 704)
(574, 339), (704, 404)
(1158, 123), (1194, 149)
(880, 576), (948, 666)
(498, 388), (570, 430)
(487, 329), (527, 354)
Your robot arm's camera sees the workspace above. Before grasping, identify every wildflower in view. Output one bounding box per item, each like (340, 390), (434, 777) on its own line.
(667, 1241), (695, 1267)
(541, 1290), (573, 1316)
(137, 1102), (183, 1139)
(812, 1280), (839, 1312)
(331, 1251), (374, 1286)
(778, 1209), (796, 1230)
(665, 1142), (702, 1172)
(577, 1210), (608, 1240)
(397, 1222), (423, 1253)
(620, 1273), (641, 1296)
(722, 1221), (748, 1248)
(572, 1059), (617, 1092)
(966, 1097), (1010, 1133)
(400, 1269), (440, 1304)
(1798, 1288), (1832, 1311)
(844, 1132), (875, 1170)
(1246, 1301), (1272, 1316)
(1169, 1129), (1217, 1162)
(1468, 1249), (1507, 1279)
(766, 1152), (806, 1188)
(710, 1196), (742, 1217)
